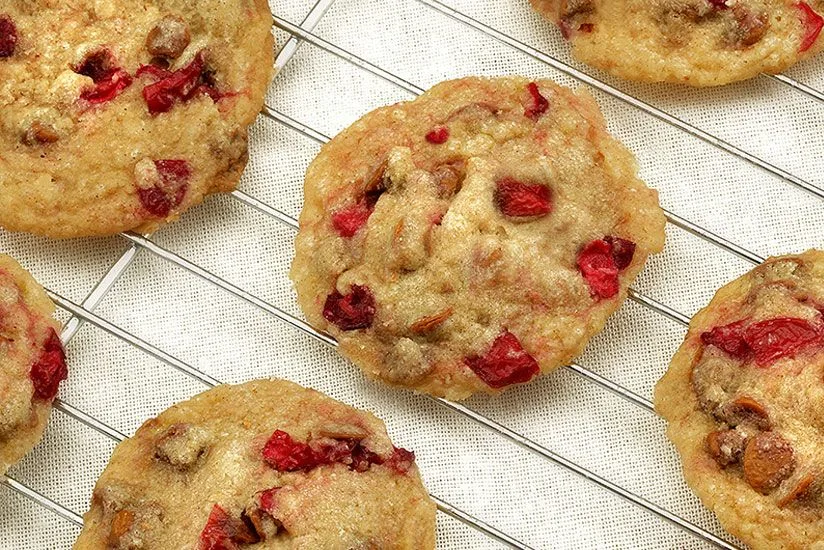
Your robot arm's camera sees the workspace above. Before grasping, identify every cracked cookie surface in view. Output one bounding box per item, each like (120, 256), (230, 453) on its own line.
(74, 379), (436, 550)
(0, 254), (67, 475)
(655, 250), (824, 550)
(0, 0), (273, 238)
(291, 77), (666, 400)
(530, 0), (824, 86)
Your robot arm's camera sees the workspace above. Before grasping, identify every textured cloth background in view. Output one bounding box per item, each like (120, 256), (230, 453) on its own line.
(2, 0), (823, 548)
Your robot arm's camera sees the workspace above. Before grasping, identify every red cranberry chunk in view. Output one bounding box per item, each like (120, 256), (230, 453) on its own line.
(604, 236), (636, 270)
(386, 447), (415, 475)
(332, 202), (373, 238)
(137, 159), (191, 217)
(701, 320), (751, 360)
(257, 488), (280, 514)
(262, 430), (318, 472)
(81, 69), (133, 104)
(465, 330), (540, 388)
(797, 2), (824, 52)
(524, 82), (549, 120)
(494, 178), (552, 218)
(742, 317), (820, 366)
(136, 64), (173, 80)
(425, 126), (450, 144)
(199, 504), (259, 550)
(0, 14), (18, 58)
(577, 239), (620, 299)
(29, 329), (68, 401)
(73, 49), (133, 104)
(140, 51), (222, 114)
(708, 0), (729, 9)
(322, 285), (376, 331)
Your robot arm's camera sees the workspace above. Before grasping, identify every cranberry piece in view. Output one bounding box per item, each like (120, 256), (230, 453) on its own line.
(425, 126), (450, 144)
(331, 202), (374, 238)
(139, 51), (223, 114)
(262, 430), (318, 472)
(577, 239), (620, 299)
(136, 63), (173, 80)
(494, 178), (552, 218)
(0, 14), (18, 58)
(73, 49), (133, 104)
(701, 320), (751, 360)
(331, 181), (386, 239)
(524, 82), (549, 120)
(322, 285), (376, 331)
(257, 488), (280, 514)
(386, 447), (415, 475)
(603, 236), (636, 270)
(81, 70), (133, 103)
(29, 329), (68, 401)
(137, 159), (191, 217)
(742, 317), (820, 366)
(464, 330), (540, 388)
(199, 504), (259, 550)
(797, 2), (824, 52)
(708, 0), (729, 9)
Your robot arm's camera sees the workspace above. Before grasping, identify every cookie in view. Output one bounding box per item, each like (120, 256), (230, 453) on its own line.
(290, 77), (666, 400)
(0, 0), (274, 238)
(0, 254), (67, 475)
(74, 380), (437, 550)
(655, 251), (824, 549)
(530, 0), (824, 86)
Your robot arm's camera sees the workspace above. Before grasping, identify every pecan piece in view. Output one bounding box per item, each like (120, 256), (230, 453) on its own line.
(719, 396), (771, 430)
(777, 474), (816, 508)
(706, 429), (746, 467)
(743, 432), (796, 494)
(430, 160), (465, 198)
(726, 6), (770, 49)
(22, 121), (59, 145)
(108, 510), (134, 546)
(146, 16), (190, 59)
(410, 308), (453, 334)
(154, 423), (210, 469)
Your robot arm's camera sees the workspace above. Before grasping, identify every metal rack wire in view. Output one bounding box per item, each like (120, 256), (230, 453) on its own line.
(2, 0), (822, 547)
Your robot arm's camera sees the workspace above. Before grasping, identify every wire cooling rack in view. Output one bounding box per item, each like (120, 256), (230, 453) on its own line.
(2, 0), (824, 548)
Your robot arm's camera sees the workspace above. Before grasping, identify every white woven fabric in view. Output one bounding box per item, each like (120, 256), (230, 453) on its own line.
(2, 0), (823, 548)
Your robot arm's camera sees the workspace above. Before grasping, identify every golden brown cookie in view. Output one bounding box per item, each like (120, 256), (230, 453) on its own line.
(290, 77), (666, 400)
(0, 254), (67, 475)
(655, 251), (824, 549)
(74, 380), (437, 550)
(0, 0), (274, 238)
(530, 0), (824, 86)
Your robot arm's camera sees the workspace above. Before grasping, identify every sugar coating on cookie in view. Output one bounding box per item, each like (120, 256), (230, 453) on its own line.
(291, 77), (666, 400)
(0, 1), (274, 238)
(0, 254), (67, 475)
(655, 251), (824, 549)
(74, 380), (437, 550)
(530, 0), (824, 86)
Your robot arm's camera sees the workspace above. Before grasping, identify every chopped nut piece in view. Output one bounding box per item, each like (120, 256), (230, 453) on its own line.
(719, 396), (771, 430)
(108, 510), (134, 546)
(410, 308), (453, 334)
(154, 423), (210, 469)
(146, 16), (191, 59)
(743, 432), (796, 494)
(706, 429), (746, 467)
(777, 474), (816, 508)
(726, 6), (770, 49)
(22, 122), (59, 145)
